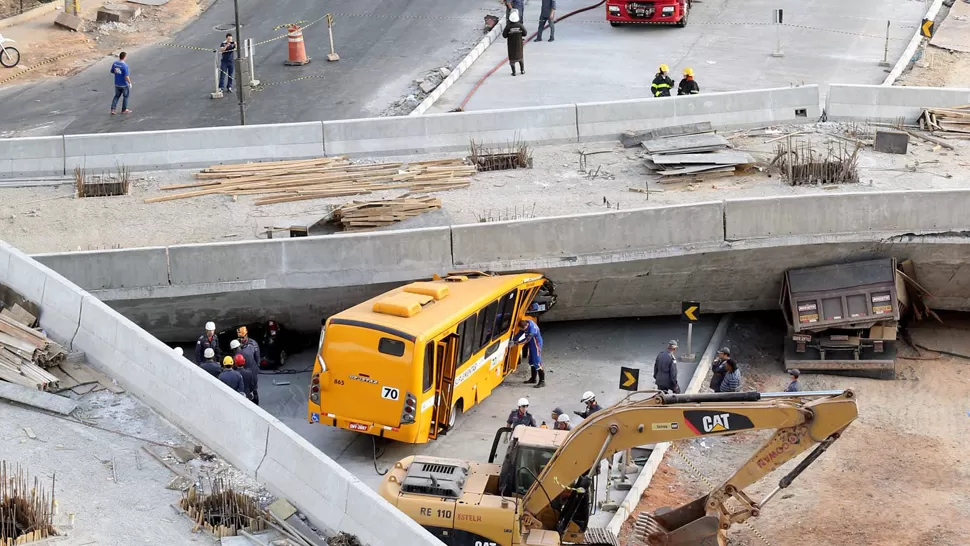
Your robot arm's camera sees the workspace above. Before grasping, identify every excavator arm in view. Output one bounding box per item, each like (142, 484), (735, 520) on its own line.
(520, 389), (858, 545)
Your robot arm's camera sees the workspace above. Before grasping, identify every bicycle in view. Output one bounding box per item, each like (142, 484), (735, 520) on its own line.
(0, 33), (21, 68)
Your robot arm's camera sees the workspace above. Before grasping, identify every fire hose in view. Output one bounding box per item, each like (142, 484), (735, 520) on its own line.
(457, 0), (608, 110)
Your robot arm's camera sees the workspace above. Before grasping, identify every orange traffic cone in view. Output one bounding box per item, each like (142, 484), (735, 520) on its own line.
(284, 24), (311, 66)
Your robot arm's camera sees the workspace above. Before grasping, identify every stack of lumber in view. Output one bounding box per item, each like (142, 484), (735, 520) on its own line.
(0, 311), (65, 391)
(642, 132), (753, 182)
(918, 105), (970, 138)
(331, 197), (442, 230)
(145, 157), (476, 206)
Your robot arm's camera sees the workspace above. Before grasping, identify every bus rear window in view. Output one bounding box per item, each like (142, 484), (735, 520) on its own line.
(378, 337), (406, 357)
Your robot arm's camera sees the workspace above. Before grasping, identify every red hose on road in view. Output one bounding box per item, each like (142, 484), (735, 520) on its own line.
(457, 0), (608, 111)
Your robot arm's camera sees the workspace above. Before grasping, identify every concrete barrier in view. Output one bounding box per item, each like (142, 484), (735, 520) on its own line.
(63, 122), (324, 172)
(576, 86), (820, 142)
(452, 202), (724, 267)
(0, 136), (64, 178)
(324, 104), (578, 156)
(0, 239), (443, 546)
(34, 247), (170, 291)
(724, 190), (970, 240)
(826, 84), (970, 122)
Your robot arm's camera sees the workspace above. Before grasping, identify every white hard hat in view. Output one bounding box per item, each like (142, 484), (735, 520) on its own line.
(205, 321), (216, 331)
(509, 9), (520, 23)
(230, 339), (240, 350)
(581, 391), (595, 403)
(173, 347), (183, 356)
(517, 397), (529, 407)
(203, 348), (215, 358)
(557, 413), (570, 423)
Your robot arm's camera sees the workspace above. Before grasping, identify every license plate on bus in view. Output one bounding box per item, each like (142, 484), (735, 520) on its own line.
(349, 422), (369, 431)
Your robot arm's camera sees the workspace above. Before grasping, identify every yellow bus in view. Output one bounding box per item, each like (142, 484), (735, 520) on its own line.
(307, 272), (556, 444)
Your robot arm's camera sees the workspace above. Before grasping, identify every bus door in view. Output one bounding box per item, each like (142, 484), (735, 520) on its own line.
(501, 284), (543, 376)
(429, 334), (459, 439)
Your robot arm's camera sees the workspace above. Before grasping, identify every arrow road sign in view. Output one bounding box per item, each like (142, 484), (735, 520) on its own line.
(619, 366), (639, 391)
(921, 18), (934, 38)
(681, 301), (700, 323)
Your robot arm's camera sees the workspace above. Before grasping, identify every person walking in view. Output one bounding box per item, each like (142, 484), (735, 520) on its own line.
(218, 33), (236, 93)
(234, 354), (259, 404)
(536, 0), (556, 42)
(507, 398), (537, 428)
(503, 10), (527, 77)
(709, 347), (732, 393)
(651, 64), (674, 98)
(218, 356), (245, 394)
(576, 391), (602, 418)
(199, 348), (222, 378)
(720, 360), (742, 392)
(505, 0), (525, 23)
(514, 317), (544, 387)
(785, 369), (801, 392)
(677, 67), (700, 95)
(654, 340), (680, 393)
(110, 52), (132, 115)
(194, 321), (221, 365)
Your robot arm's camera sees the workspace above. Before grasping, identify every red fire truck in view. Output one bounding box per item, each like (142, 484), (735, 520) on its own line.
(606, 0), (691, 27)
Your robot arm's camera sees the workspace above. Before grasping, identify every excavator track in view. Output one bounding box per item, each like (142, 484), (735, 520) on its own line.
(584, 527), (620, 546)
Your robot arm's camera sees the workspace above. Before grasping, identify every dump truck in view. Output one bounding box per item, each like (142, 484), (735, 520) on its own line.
(780, 258), (906, 378)
(606, 0), (691, 27)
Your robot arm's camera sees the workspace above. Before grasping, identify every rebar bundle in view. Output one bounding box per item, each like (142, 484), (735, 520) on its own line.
(775, 139), (861, 186)
(179, 478), (265, 538)
(469, 137), (532, 172)
(0, 462), (56, 546)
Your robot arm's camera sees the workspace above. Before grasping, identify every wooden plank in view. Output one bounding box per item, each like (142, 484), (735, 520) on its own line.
(61, 361), (101, 386)
(656, 164), (736, 176)
(0, 380), (78, 415)
(70, 362), (124, 393)
(0, 313), (46, 344)
(48, 365), (80, 389)
(0, 331), (39, 354)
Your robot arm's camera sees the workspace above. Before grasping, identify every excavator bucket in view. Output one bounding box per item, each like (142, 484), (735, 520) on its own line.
(633, 496), (722, 546)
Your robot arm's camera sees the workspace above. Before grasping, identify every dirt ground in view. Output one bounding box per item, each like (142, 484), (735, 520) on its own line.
(898, 45), (970, 88)
(2, 121), (969, 254)
(620, 312), (970, 546)
(0, 0), (205, 86)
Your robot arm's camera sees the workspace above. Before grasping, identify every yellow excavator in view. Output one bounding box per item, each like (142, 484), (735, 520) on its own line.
(378, 389), (858, 546)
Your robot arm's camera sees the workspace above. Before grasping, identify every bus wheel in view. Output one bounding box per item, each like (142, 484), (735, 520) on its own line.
(448, 402), (463, 429)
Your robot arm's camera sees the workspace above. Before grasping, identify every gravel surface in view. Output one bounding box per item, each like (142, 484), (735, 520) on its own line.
(2, 121), (967, 254)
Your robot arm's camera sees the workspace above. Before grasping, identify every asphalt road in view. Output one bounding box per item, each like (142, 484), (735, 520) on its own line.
(0, 0), (495, 136)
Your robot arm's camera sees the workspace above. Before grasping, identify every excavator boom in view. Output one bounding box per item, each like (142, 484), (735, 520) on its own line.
(521, 390), (858, 545)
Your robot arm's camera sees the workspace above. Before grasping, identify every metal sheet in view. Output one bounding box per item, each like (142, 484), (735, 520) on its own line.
(787, 259), (895, 295)
(641, 133), (730, 154)
(650, 151), (754, 165)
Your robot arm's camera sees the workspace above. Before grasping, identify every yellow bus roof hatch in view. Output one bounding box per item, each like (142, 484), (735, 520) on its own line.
(404, 282), (450, 300)
(373, 292), (434, 318)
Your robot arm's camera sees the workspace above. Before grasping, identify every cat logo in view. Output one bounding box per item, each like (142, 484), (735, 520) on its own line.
(684, 411), (755, 435)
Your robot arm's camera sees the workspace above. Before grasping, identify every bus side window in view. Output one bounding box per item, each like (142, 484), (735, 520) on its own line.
(477, 300), (498, 351)
(458, 314), (477, 365)
(423, 342), (434, 393)
(492, 290), (518, 341)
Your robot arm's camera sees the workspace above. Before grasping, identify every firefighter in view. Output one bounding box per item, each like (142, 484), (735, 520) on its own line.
(234, 354), (259, 404)
(218, 356), (245, 394)
(194, 321), (221, 364)
(514, 318), (545, 388)
(199, 348), (221, 378)
(677, 67), (699, 95)
(576, 391), (602, 418)
(236, 326), (262, 380)
(651, 64), (674, 97)
(507, 397), (537, 428)
(554, 413), (571, 431)
(503, 10), (526, 76)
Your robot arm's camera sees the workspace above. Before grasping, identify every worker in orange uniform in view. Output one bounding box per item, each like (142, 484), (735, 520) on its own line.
(678, 67), (700, 95)
(651, 64), (674, 97)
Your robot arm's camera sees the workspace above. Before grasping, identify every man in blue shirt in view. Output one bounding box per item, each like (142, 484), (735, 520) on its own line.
(514, 318), (545, 388)
(218, 33), (236, 93)
(109, 52), (131, 115)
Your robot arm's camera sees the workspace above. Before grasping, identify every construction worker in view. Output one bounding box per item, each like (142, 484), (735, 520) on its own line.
(173, 347), (184, 357)
(199, 348), (221, 378)
(507, 397), (537, 428)
(654, 340), (680, 393)
(785, 369), (801, 392)
(576, 391), (602, 419)
(554, 413), (571, 431)
(218, 356), (245, 394)
(677, 67), (699, 95)
(709, 347), (732, 393)
(651, 64), (674, 98)
(720, 360), (742, 393)
(513, 318), (544, 387)
(195, 321), (221, 365)
(504, 10), (526, 76)
(236, 326), (261, 380)
(234, 354), (259, 404)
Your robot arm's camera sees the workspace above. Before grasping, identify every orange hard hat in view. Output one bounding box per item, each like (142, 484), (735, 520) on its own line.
(234, 354), (246, 367)
(237, 326), (248, 337)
